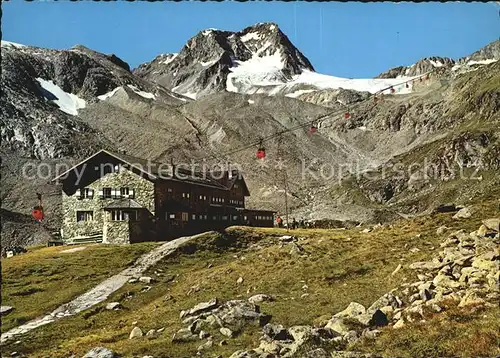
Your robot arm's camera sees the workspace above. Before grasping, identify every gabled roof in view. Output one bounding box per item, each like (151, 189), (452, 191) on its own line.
(52, 149), (250, 194)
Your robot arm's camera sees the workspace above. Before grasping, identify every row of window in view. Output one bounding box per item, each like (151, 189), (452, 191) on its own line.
(165, 213), (273, 221)
(255, 215), (274, 221)
(76, 187), (135, 200)
(76, 210), (272, 223)
(211, 197), (225, 204)
(229, 199), (244, 206)
(76, 209), (137, 222)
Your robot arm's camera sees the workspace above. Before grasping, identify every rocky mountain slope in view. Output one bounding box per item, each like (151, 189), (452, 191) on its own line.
(1, 27), (499, 250)
(376, 39), (500, 79)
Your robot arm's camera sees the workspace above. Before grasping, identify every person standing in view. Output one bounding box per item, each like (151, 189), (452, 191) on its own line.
(276, 216), (283, 228)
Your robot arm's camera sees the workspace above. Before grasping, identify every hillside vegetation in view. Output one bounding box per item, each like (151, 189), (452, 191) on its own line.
(1, 195), (498, 358)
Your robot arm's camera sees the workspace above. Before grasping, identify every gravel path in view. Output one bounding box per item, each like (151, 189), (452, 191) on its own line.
(1, 233), (205, 344)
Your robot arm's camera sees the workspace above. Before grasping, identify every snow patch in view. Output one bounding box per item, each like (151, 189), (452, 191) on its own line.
(226, 52), (286, 93)
(1, 40), (26, 49)
(127, 85), (156, 99)
(161, 53), (178, 65)
(467, 59), (497, 66)
(36, 78), (86, 115)
(248, 99), (255, 104)
(241, 32), (262, 42)
(269, 25), (276, 30)
(429, 60), (444, 68)
(180, 91), (198, 100)
(97, 87), (121, 101)
(200, 60), (217, 67)
(202, 29), (217, 36)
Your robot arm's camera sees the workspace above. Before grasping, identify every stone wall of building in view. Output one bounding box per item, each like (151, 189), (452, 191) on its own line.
(61, 167), (154, 243)
(103, 219), (130, 244)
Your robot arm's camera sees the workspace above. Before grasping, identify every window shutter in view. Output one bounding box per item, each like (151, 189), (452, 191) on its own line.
(88, 189), (94, 198)
(99, 189), (104, 199)
(129, 189), (135, 199)
(111, 189), (117, 198)
(75, 189), (81, 199)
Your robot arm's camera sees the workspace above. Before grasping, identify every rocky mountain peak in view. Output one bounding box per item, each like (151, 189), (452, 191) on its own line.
(133, 22), (314, 98)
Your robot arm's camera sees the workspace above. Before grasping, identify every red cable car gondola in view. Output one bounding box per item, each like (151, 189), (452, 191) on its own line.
(32, 193), (44, 222)
(32, 206), (44, 222)
(309, 124), (317, 134)
(344, 112), (351, 119)
(390, 86), (395, 94)
(425, 74), (430, 80)
(256, 140), (266, 159)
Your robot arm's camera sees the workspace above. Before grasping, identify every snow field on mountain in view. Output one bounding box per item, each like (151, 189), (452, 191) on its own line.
(36, 78), (86, 115)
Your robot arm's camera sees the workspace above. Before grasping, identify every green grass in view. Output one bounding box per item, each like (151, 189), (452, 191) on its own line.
(1, 242), (157, 333)
(2, 197), (498, 357)
(354, 303), (500, 358)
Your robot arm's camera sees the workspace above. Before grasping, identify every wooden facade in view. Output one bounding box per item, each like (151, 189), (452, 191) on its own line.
(53, 149), (275, 244)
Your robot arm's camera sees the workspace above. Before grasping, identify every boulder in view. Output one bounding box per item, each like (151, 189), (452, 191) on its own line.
(333, 302), (366, 319)
(433, 274), (462, 289)
(472, 258), (498, 272)
(393, 319), (405, 329)
(288, 325), (313, 345)
(262, 323), (291, 340)
(0, 306), (14, 315)
(357, 309), (389, 327)
(453, 207), (473, 219)
(172, 327), (198, 342)
(482, 218), (500, 232)
(105, 302), (122, 310)
(248, 294), (274, 304)
(188, 298), (218, 316)
(325, 317), (350, 335)
(129, 327), (143, 339)
(139, 276), (153, 284)
(367, 293), (402, 312)
(82, 347), (120, 358)
(344, 330), (359, 344)
(220, 327), (234, 338)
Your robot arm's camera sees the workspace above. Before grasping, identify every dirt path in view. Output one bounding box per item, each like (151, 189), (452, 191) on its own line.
(0, 233), (205, 344)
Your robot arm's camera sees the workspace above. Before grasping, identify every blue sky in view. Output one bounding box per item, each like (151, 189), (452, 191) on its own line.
(3, 1), (499, 78)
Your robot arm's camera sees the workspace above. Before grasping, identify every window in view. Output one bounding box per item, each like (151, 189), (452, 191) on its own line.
(192, 214), (196, 220)
(111, 210), (137, 221)
(167, 188), (173, 192)
(243, 216), (248, 221)
(181, 212), (189, 221)
(222, 215), (228, 221)
(233, 215), (238, 220)
(120, 188), (135, 198)
(204, 215), (208, 220)
(100, 188), (112, 199)
(166, 213), (176, 219)
(76, 188), (94, 199)
(76, 211), (93, 222)
(182, 193), (190, 199)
